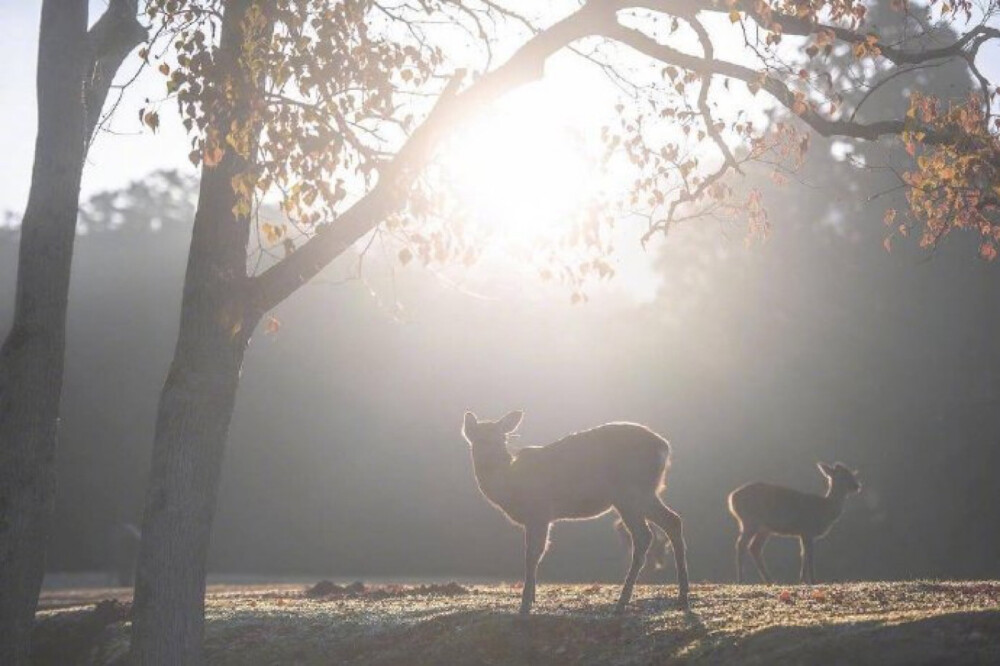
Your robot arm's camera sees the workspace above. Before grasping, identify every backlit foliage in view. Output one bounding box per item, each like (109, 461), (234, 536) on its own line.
(896, 91), (1000, 259)
(140, 0), (1000, 302)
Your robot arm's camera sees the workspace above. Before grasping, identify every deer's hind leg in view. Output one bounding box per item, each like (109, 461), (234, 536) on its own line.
(748, 531), (773, 584)
(735, 528), (752, 584)
(645, 498), (689, 606)
(613, 506), (653, 614)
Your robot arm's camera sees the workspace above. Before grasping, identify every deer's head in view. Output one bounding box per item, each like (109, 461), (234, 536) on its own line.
(462, 410), (523, 452)
(818, 462), (862, 497)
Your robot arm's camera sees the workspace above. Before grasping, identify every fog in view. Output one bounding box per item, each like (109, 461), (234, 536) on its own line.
(3, 140), (999, 587)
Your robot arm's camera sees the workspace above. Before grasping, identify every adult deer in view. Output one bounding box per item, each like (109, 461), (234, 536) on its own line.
(462, 411), (689, 614)
(728, 462), (862, 584)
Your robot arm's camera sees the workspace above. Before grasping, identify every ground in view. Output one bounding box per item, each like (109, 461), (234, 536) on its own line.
(34, 580), (1000, 665)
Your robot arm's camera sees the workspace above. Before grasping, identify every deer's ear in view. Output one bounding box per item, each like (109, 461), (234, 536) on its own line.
(497, 410), (524, 434)
(463, 411), (478, 436)
(817, 462), (835, 479)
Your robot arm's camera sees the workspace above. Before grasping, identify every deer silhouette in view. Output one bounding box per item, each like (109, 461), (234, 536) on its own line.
(729, 462), (862, 584)
(463, 410), (689, 614)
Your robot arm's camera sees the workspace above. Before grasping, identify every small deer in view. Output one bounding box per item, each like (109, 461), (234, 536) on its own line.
(462, 411), (689, 614)
(728, 462), (862, 585)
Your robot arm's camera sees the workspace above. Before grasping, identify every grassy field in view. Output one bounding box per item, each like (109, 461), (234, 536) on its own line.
(34, 580), (1000, 665)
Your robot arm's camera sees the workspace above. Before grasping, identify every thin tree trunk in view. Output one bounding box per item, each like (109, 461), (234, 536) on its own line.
(0, 3), (143, 664)
(0, 6), (88, 663)
(130, 3), (262, 662)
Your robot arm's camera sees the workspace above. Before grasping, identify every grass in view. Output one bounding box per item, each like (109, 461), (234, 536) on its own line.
(35, 580), (1000, 665)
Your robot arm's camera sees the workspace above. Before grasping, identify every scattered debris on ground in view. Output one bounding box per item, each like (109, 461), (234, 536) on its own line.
(304, 580), (470, 600)
(34, 581), (1000, 665)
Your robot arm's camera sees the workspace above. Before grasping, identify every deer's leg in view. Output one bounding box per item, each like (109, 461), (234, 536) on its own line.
(646, 500), (689, 606)
(799, 537), (815, 584)
(748, 531), (772, 584)
(735, 531), (751, 584)
(614, 508), (653, 614)
(520, 522), (549, 615)
(648, 526), (670, 573)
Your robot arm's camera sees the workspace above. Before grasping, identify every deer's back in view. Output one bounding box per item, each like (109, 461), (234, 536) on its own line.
(728, 482), (836, 538)
(507, 423), (669, 521)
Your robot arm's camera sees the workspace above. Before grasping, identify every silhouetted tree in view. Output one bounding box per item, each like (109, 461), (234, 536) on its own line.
(0, 2), (144, 663)
(132, 1), (998, 662)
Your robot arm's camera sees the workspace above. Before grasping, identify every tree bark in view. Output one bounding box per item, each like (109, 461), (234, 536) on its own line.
(129, 308), (251, 665)
(130, 3), (262, 663)
(0, 3), (143, 664)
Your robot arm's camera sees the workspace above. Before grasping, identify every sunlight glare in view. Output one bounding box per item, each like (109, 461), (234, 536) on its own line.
(445, 83), (599, 247)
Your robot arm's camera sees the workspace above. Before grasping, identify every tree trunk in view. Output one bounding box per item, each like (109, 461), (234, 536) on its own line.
(130, 3), (262, 662)
(129, 306), (251, 665)
(0, 5), (90, 664)
(0, 2), (143, 663)
(129, 157), (257, 664)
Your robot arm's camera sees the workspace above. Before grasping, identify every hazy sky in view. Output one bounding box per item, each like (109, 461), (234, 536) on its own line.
(0, 2), (199, 214)
(3, 2), (997, 222)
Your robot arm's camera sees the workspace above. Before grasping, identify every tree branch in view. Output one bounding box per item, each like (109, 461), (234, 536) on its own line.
(638, 0), (1000, 67)
(85, 0), (148, 142)
(600, 21), (942, 143)
(248, 0), (984, 316)
(249, 3), (607, 315)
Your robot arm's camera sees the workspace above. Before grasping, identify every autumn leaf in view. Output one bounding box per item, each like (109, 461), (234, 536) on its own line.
(729, 10), (741, 23)
(143, 111), (160, 133)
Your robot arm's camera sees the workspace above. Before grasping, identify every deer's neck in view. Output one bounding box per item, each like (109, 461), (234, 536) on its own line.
(471, 445), (515, 508)
(822, 487), (848, 522)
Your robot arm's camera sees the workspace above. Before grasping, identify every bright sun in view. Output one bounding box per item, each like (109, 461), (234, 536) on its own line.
(435, 59), (665, 304)
(442, 79), (604, 246)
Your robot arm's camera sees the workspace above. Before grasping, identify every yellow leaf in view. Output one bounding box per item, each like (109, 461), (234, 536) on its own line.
(729, 10), (741, 22)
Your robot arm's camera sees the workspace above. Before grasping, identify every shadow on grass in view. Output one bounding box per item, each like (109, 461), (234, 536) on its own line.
(340, 605), (1000, 666)
(690, 610), (1000, 666)
(338, 604), (705, 666)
